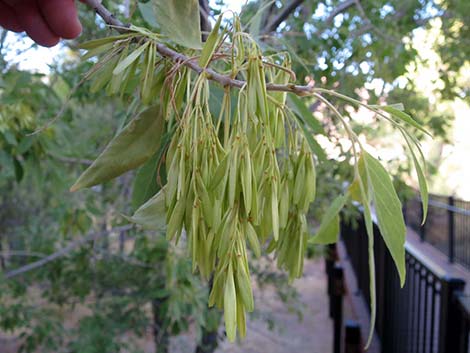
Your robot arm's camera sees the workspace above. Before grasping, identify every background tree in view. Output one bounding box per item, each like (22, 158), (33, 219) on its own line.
(0, 0), (468, 352)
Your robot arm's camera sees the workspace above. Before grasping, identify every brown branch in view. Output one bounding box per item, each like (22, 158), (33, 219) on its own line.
(199, 0), (212, 40)
(4, 225), (133, 279)
(80, 0), (316, 96)
(262, 0), (306, 35)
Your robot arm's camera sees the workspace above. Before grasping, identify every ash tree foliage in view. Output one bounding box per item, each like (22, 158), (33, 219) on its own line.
(0, 0), (467, 352)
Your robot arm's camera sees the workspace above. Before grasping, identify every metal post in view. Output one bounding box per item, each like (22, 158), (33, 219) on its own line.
(326, 244), (338, 318)
(448, 196), (455, 263)
(332, 265), (345, 353)
(345, 320), (361, 353)
(438, 276), (466, 353)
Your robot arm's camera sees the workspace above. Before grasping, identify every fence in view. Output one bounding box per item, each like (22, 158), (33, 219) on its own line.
(339, 215), (470, 353)
(404, 192), (470, 268)
(325, 243), (362, 353)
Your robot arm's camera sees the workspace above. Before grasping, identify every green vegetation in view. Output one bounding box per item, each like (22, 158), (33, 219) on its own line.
(1, 0), (468, 352)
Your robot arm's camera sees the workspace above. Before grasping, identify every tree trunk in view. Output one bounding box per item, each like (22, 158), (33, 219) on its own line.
(152, 298), (170, 353)
(195, 277), (221, 353)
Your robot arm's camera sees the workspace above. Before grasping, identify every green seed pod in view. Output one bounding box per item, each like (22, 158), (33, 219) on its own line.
(279, 179), (290, 229)
(241, 145), (253, 214)
(236, 295), (247, 339)
(235, 257), (254, 312)
(293, 154), (306, 205)
(245, 221), (261, 258)
(271, 182), (280, 241)
(224, 263), (237, 342)
(228, 146), (239, 207)
(167, 197), (185, 241)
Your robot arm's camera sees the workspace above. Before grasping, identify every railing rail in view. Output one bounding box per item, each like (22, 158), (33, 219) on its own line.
(341, 215), (470, 353)
(404, 191), (470, 267)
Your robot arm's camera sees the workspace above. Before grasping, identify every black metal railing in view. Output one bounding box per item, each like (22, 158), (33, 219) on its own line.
(404, 192), (470, 268)
(341, 215), (470, 353)
(326, 243), (362, 353)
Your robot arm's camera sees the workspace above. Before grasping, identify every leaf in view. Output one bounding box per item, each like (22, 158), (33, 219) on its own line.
(291, 111), (327, 162)
(356, 155), (376, 349)
(370, 103), (404, 111)
(310, 194), (348, 244)
(132, 153), (159, 211)
(376, 105), (431, 137)
(132, 130), (171, 210)
(79, 35), (130, 50)
(71, 106), (164, 191)
(360, 152), (406, 287)
(113, 41), (150, 75)
(287, 95), (324, 135)
(138, 1), (158, 28)
(247, 0), (276, 37)
(82, 42), (114, 61)
(128, 187), (166, 230)
(199, 15), (223, 68)
(153, 0), (202, 49)
(403, 133), (428, 224)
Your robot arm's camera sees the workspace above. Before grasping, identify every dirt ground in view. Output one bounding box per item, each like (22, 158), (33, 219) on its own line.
(0, 258), (333, 353)
(215, 257), (333, 353)
(167, 257), (333, 353)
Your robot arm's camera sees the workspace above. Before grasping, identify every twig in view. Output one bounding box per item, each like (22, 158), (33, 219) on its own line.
(4, 225), (133, 279)
(80, 0), (316, 96)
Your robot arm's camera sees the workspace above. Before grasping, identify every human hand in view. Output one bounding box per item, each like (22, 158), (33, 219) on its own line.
(0, 0), (82, 47)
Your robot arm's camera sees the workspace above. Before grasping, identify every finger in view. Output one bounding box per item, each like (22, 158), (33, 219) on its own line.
(14, 0), (60, 47)
(0, 1), (23, 32)
(38, 0), (82, 39)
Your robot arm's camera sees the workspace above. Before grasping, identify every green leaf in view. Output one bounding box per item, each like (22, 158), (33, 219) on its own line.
(71, 106), (165, 191)
(403, 133), (428, 224)
(360, 152), (406, 287)
(113, 41), (150, 75)
(82, 42), (114, 61)
(370, 103), (404, 111)
(138, 1), (158, 28)
(128, 187), (166, 230)
(290, 111), (327, 162)
(287, 95), (324, 135)
(356, 155), (376, 349)
(199, 15), (223, 68)
(79, 35), (130, 50)
(132, 130), (172, 210)
(132, 153), (159, 211)
(375, 105), (431, 137)
(247, 0), (276, 37)
(153, 0), (202, 49)
(310, 194), (348, 244)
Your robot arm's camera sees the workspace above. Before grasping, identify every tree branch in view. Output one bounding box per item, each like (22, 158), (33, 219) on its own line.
(262, 0), (306, 35)
(199, 0), (212, 40)
(80, 0), (316, 96)
(325, 0), (356, 25)
(4, 225), (133, 279)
